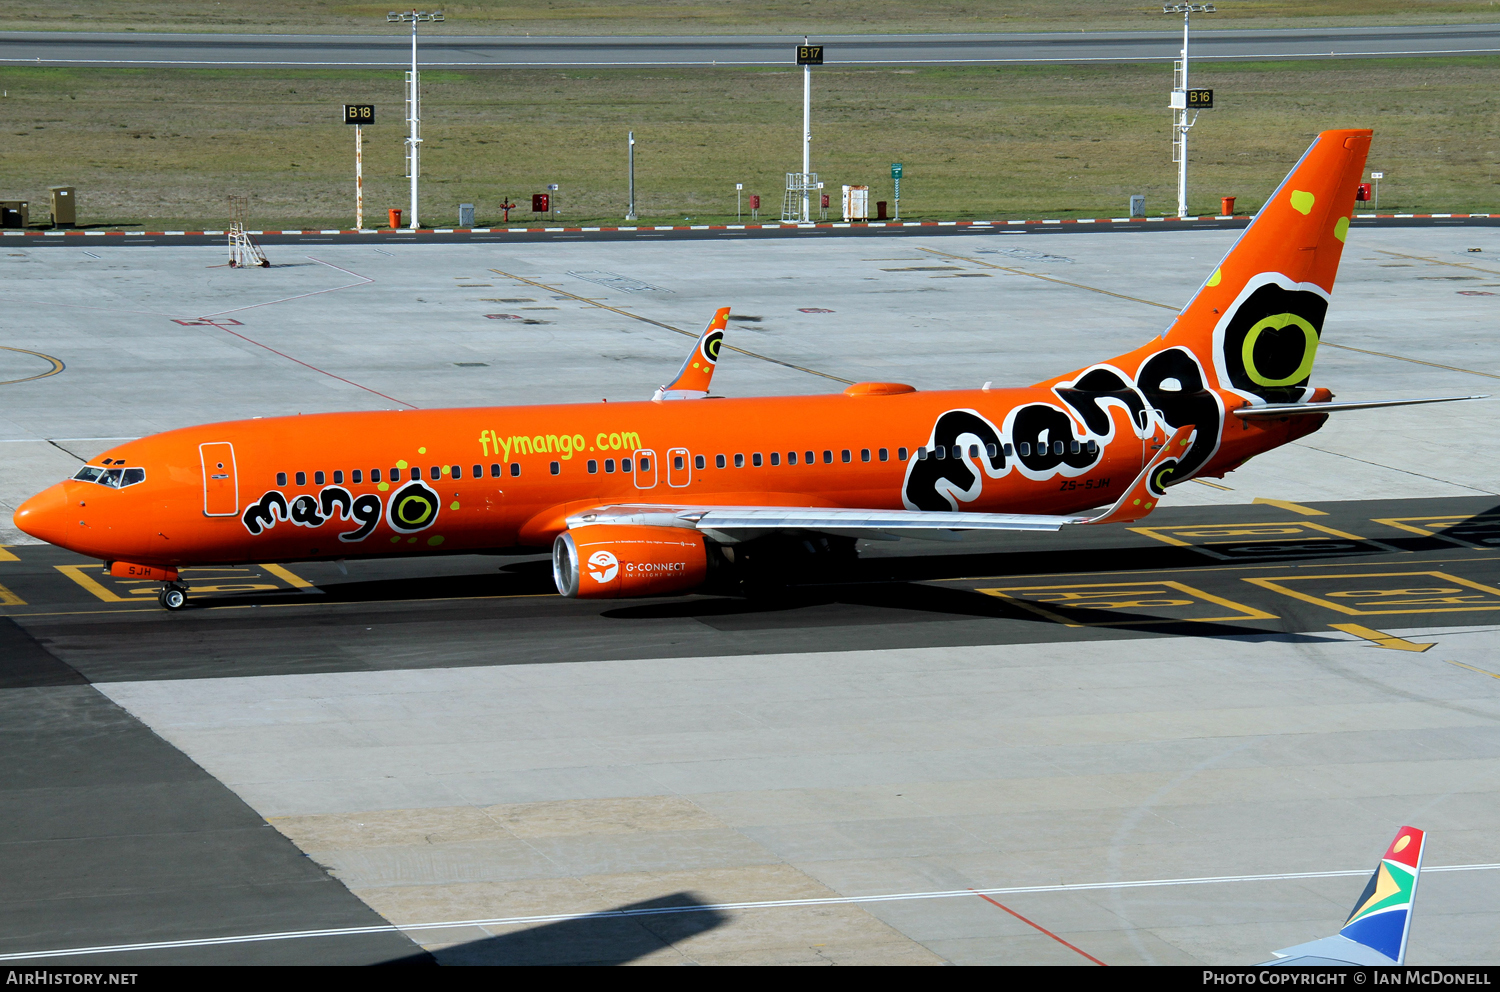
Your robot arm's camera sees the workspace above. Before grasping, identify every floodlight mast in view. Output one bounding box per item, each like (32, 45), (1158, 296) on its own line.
(802, 35), (811, 223)
(387, 10), (443, 229)
(1164, 3), (1214, 219)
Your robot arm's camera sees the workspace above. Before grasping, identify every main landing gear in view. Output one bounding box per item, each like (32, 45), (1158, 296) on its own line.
(158, 584), (188, 611)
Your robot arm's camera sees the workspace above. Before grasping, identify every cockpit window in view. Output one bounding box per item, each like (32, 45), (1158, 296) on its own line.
(74, 466), (145, 488)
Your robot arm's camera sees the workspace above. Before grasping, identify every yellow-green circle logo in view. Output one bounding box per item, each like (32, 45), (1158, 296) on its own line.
(385, 480), (441, 534)
(1241, 313), (1318, 388)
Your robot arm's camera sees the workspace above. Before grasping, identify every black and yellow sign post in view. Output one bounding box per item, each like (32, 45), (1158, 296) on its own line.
(344, 104), (374, 230)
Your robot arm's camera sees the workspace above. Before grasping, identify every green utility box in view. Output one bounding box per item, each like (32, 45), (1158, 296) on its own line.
(49, 186), (76, 228)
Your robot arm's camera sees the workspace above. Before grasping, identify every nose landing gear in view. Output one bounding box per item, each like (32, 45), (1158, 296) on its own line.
(158, 584), (188, 611)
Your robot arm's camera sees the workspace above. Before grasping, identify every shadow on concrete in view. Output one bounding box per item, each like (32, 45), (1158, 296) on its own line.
(386, 892), (727, 966)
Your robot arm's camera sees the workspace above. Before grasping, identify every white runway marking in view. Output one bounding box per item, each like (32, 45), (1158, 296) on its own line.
(3, 862), (1496, 962)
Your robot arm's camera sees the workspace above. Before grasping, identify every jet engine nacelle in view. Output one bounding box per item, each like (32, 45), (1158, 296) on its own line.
(552, 524), (710, 598)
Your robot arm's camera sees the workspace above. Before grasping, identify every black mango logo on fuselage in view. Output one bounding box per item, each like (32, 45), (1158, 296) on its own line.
(386, 480), (441, 534)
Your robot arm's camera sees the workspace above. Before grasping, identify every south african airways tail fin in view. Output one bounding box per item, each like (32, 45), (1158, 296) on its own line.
(653, 307), (729, 400)
(1264, 826), (1426, 966)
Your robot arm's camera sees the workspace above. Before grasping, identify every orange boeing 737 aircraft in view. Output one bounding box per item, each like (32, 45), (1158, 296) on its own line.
(12, 129), (1479, 610)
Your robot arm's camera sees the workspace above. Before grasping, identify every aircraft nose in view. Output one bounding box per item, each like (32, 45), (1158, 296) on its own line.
(13, 483), (71, 547)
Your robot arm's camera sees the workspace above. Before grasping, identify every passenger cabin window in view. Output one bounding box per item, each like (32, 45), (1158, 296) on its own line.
(352, 470), (363, 483)
(1086, 440), (1098, 454)
(472, 464), (483, 479)
(715, 454), (726, 469)
(430, 466), (440, 481)
(450, 464), (461, 478)
(734, 454), (744, 468)
(334, 470), (344, 484)
(315, 471), (325, 485)
(390, 467), (402, 482)
(806, 451), (815, 465)
(917, 448), (929, 461)
(491, 463), (502, 478)
(788, 452), (797, 465)
(605, 459), (615, 473)
(861, 449), (870, 462)
(588, 460), (599, 474)
(674, 455), (685, 471)
(1018, 443), (1031, 456)
(898, 447), (908, 461)
(295, 471), (307, 486)
(695, 455), (705, 470)
(623, 458), (633, 473)
(841, 450), (851, 463)
(753, 453), (763, 467)
(510, 463), (521, 477)
(879, 448), (889, 462)
(276, 472), (287, 486)
(550, 461), (560, 475)
(372, 468), (382, 482)
(770, 452), (780, 466)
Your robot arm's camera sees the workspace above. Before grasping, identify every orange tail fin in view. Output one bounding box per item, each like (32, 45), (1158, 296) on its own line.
(654, 307), (729, 400)
(1167, 128), (1371, 405)
(1039, 130), (1372, 488)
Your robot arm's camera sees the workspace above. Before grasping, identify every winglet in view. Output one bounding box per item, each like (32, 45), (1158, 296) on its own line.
(1081, 425), (1196, 526)
(653, 307), (729, 400)
(1264, 826), (1426, 966)
(1337, 825), (1425, 964)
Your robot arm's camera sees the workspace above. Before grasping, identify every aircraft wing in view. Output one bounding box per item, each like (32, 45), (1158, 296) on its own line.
(652, 307), (729, 400)
(568, 427), (1194, 541)
(1261, 826), (1426, 967)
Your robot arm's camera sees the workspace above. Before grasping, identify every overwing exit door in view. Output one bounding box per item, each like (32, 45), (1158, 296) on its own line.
(200, 442), (238, 516)
(667, 447), (690, 488)
(633, 449), (658, 489)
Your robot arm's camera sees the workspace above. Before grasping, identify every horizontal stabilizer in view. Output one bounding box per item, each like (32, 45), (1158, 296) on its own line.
(1233, 395), (1486, 419)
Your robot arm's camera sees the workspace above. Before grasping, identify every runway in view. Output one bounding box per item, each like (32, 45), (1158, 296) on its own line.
(4, 23), (1500, 68)
(2, 228), (1499, 964)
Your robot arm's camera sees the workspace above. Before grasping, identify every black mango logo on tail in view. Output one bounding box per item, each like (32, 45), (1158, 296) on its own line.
(1219, 282), (1328, 403)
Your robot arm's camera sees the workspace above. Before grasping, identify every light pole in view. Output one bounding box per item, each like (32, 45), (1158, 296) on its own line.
(387, 9), (443, 229)
(802, 35), (811, 223)
(626, 131), (637, 221)
(1163, 3), (1214, 219)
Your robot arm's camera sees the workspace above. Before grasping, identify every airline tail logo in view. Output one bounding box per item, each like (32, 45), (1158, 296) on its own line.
(588, 550), (619, 583)
(1338, 826), (1425, 963)
(1214, 274), (1330, 404)
(701, 329), (723, 365)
